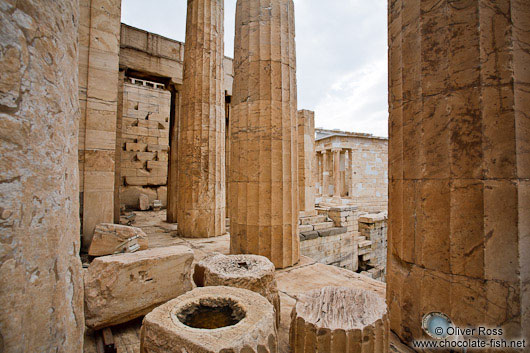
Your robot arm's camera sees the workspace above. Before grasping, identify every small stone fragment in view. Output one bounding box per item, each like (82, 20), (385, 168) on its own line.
(88, 223), (148, 256)
(139, 194), (150, 211)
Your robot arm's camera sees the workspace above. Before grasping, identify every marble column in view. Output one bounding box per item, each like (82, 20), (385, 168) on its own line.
(175, 0), (226, 238)
(345, 149), (351, 198)
(167, 88), (181, 223)
(318, 152), (323, 196)
(230, 0), (299, 269)
(322, 151), (329, 197)
(298, 110), (316, 216)
(332, 148), (341, 201)
(0, 0), (84, 350)
(388, 0), (530, 347)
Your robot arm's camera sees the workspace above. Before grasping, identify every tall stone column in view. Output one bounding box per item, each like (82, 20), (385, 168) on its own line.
(318, 153), (323, 196)
(332, 148), (341, 201)
(388, 0), (530, 347)
(167, 88), (181, 223)
(0, 0), (84, 351)
(322, 151), (329, 197)
(298, 110), (316, 216)
(345, 149), (351, 198)
(175, 0), (226, 238)
(230, 0), (299, 269)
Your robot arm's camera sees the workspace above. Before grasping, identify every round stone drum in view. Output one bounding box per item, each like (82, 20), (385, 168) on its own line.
(140, 286), (278, 353)
(194, 253), (281, 327)
(289, 286), (388, 353)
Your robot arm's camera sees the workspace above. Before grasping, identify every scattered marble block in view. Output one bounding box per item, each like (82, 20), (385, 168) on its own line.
(139, 194), (150, 210)
(152, 199), (162, 211)
(88, 223), (148, 256)
(84, 246), (194, 330)
(194, 253), (281, 328)
(290, 286), (388, 353)
(140, 286), (278, 353)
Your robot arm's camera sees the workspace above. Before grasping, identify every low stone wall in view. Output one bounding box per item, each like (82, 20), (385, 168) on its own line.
(300, 230), (356, 270)
(326, 206), (361, 233)
(358, 213), (387, 281)
(300, 206), (361, 271)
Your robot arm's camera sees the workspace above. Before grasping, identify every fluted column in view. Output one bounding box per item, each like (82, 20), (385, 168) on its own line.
(318, 153), (323, 196)
(345, 149), (351, 198)
(298, 110), (316, 216)
(230, 0), (299, 269)
(176, 0), (226, 238)
(322, 151), (329, 196)
(332, 148), (341, 200)
(388, 0), (530, 347)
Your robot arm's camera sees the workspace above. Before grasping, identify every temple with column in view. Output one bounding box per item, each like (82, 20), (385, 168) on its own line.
(0, 0), (528, 352)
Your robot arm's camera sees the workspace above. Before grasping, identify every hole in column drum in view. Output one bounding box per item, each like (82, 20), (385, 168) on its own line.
(177, 298), (246, 329)
(237, 261), (249, 270)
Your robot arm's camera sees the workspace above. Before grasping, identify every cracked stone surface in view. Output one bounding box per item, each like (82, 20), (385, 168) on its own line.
(84, 245), (194, 330)
(141, 286), (278, 353)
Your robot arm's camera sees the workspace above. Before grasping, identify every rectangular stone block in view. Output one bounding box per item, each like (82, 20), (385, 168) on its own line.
(84, 246), (194, 329)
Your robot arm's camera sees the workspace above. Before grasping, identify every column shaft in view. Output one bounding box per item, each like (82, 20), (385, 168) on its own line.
(0, 0), (84, 350)
(388, 0), (530, 345)
(345, 149), (351, 198)
(298, 110), (316, 216)
(230, 0), (299, 269)
(176, 0), (226, 238)
(322, 151), (329, 196)
(332, 149), (341, 199)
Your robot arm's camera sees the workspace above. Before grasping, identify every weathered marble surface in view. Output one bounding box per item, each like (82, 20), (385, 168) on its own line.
(84, 246), (194, 330)
(78, 0), (122, 248)
(230, 0), (300, 269)
(290, 286), (388, 353)
(298, 110), (316, 217)
(387, 0), (530, 348)
(141, 286), (277, 353)
(172, 0), (226, 238)
(0, 0), (84, 351)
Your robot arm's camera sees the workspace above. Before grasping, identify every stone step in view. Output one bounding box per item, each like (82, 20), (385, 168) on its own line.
(300, 215), (327, 225)
(312, 221), (334, 231)
(358, 240), (372, 248)
(299, 224), (314, 233)
(299, 227), (347, 241)
(358, 248), (371, 256)
(361, 253), (372, 261)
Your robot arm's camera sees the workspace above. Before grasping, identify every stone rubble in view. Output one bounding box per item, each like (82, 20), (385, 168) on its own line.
(84, 246), (194, 329)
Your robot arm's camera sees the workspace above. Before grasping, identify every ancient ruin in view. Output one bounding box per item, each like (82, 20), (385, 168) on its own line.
(141, 286), (277, 353)
(229, 0), (300, 269)
(172, 0), (226, 238)
(290, 286), (388, 352)
(0, 0), (528, 352)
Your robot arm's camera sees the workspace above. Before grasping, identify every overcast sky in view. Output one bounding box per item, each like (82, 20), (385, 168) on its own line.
(121, 0), (388, 137)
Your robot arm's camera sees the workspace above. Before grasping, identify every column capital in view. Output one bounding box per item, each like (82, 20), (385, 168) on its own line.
(331, 148), (342, 153)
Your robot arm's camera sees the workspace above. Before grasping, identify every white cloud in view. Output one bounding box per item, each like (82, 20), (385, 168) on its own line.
(315, 59), (388, 137)
(121, 0), (388, 136)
